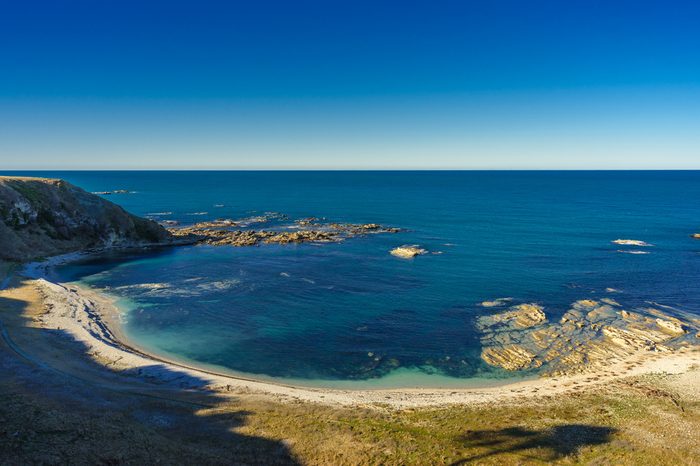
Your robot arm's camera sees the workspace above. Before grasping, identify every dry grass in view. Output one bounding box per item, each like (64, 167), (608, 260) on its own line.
(1, 358), (699, 465)
(230, 376), (699, 465)
(4, 373), (697, 465)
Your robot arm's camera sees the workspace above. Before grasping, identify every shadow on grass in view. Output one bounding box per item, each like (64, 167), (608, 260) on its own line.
(451, 424), (617, 464)
(0, 281), (301, 465)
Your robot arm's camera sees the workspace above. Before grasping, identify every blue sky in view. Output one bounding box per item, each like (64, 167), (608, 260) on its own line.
(1, 0), (699, 169)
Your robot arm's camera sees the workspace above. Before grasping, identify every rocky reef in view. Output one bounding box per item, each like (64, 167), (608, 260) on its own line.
(0, 177), (172, 262)
(169, 218), (401, 247)
(477, 298), (700, 375)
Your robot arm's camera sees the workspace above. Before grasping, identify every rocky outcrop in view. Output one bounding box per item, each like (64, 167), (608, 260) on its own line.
(480, 303), (546, 329)
(481, 345), (541, 371)
(477, 298), (699, 376)
(169, 220), (401, 247)
(390, 245), (427, 259)
(0, 177), (172, 262)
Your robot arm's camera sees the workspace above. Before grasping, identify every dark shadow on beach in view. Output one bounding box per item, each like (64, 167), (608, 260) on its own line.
(0, 284), (301, 465)
(451, 424), (617, 464)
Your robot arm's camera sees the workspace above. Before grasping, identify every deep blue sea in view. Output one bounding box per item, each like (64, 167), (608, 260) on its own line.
(9, 171), (700, 388)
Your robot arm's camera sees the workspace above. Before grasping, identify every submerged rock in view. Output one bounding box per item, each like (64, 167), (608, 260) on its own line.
(479, 297), (513, 308)
(390, 245), (428, 259)
(187, 219), (238, 228)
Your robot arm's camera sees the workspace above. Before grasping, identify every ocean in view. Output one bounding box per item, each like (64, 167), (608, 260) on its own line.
(10, 171), (700, 388)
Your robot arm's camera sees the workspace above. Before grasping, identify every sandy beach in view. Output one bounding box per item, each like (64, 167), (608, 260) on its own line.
(3, 256), (699, 410)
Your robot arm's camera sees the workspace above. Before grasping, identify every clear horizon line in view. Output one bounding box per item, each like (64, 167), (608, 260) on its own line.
(3, 167), (700, 172)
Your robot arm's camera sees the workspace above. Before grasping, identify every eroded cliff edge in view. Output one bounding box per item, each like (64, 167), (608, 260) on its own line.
(0, 176), (172, 262)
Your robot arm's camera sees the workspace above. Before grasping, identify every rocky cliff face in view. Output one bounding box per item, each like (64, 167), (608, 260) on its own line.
(0, 177), (171, 262)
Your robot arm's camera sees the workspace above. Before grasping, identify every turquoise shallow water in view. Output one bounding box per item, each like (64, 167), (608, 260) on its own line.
(10, 171), (700, 388)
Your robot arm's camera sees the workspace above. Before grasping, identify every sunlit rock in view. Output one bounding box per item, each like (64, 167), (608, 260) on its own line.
(476, 298), (698, 375)
(481, 345), (541, 371)
(390, 245), (428, 259)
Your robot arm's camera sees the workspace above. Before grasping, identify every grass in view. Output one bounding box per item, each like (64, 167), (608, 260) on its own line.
(6, 181), (45, 206)
(0, 369), (697, 464)
(217, 376), (698, 465)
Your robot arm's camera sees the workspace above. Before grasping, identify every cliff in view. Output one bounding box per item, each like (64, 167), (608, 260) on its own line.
(0, 176), (172, 262)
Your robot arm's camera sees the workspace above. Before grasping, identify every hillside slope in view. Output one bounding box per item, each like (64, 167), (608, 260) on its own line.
(0, 176), (171, 262)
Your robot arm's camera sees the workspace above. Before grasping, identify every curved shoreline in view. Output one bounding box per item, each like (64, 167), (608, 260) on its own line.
(89, 283), (533, 391)
(5, 253), (698, 408)
(28, 250), (535, 392)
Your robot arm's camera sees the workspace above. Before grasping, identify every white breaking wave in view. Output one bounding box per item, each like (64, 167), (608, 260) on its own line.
(114, 282), (172, 291)
(112, 279), (241, 298)
(612, 239), (653, 247)
(196, 279), (242, 291)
